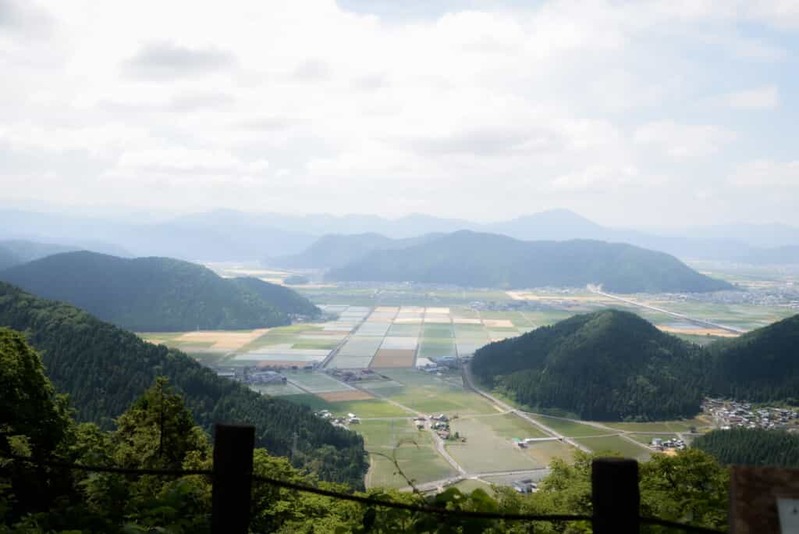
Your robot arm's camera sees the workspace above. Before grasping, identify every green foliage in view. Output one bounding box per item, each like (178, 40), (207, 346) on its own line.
(0, 284), (366, 488)
(228, 277), (320, 318)
(471, 310), (706, 420)
(327, 231), (732, 293)
(693, 428), (799, 468)
(0, 251), (319, 331)
(705, 314), (799, 402)
(639, 449), (729, 530)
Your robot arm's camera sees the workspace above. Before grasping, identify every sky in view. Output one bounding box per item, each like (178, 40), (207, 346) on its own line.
(1, 0), (798, 227)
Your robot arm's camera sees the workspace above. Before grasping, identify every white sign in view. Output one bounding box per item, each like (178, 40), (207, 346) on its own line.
(777, 498), (799, 534)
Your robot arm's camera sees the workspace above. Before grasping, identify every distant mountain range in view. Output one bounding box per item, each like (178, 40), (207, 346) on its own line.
(276, 232), (443, 269)
(0, 239), (83, 270)
(2, 207), (798, 264)
(471, 309), (799, 420)
(0, 251), (320, 331)
(326, 231), (732, 293)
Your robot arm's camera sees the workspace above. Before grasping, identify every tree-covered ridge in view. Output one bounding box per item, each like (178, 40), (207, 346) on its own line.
(327, 230), (732, 293)
(228, 276), (320, 318)
(0, 251), (319, 331)
(693, 428), (799, 468)
(471, 310), (706, 420)
(0, 283), (366, 487)
(704, 314), (799, 403)
(1, 327), (731, 532)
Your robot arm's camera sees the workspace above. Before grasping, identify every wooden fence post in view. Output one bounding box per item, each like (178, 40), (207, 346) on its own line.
(592, 457), (640, 534)
(212, 423), (255, 534)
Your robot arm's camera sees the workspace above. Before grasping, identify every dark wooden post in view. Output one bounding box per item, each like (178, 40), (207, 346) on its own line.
(212, 423), (255, 534)
(592, 457), (640, 534)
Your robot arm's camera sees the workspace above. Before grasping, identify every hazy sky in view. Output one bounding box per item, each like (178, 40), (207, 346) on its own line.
(1, 0), (798, 227)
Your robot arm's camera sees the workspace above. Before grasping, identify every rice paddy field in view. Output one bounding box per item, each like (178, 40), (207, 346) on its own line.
(138, 274), (798, 491)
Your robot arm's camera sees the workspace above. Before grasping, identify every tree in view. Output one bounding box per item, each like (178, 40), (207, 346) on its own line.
(0, 328), (73, 525)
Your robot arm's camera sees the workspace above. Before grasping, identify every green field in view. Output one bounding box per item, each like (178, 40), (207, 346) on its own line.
(574, 435), (651, 460)
(600, 418), (708, 433)
(530, 415), (610, 437)
(473, 413), (550, 440)
(446, 417), (544, 472)
(357, 420), (457, 488)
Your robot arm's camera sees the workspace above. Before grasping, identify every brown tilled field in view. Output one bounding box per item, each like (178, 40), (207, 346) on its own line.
(370, 349), (416, 368)
(178, 329), (269, 350)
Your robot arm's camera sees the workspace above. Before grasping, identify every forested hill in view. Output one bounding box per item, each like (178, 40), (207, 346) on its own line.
(274, 232), (441, 269)
(705, 314), (799, 403)
(0, 282), (366, 487)
(327, 231), (732, 293)
(0, 251), (320, 331)
(470, 309), (705, 420)
(693, 428), (799, 468)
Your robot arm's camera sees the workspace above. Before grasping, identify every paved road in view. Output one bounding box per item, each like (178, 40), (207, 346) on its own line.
(590, 288), (745, 334)
(460, 363), (591, 453)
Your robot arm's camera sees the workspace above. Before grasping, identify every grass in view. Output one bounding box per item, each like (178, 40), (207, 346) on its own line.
(445, 417), (548, 472)
(574, 436), (651, 460)
(529, 415), (609, 438)
(449, 479), (496, 495)
(291, 339), (340, 350)
(324, 399), (413, 418)
(357, 420), (457, 488)
(284, 372), (352, 392)
(476, 413), (551, 439)
(599, 418), (708, 433)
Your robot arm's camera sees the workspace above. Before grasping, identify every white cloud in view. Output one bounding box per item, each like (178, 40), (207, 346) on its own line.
(721, 86), (780, 110)
(0, 0), (795, 225)
(633, 121), (737, 159)
(732, 160), (799, 187)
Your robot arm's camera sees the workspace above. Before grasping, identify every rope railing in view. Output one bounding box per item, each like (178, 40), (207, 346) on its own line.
(0, 424), (725, 534)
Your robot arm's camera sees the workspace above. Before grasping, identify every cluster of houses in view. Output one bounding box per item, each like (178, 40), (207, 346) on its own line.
(650, 437), (687, 452)
(214, 366), (287, 385)
(314, 409), (360, 428)
(703, 398), (799, 430)
(414, 414), (464, 441)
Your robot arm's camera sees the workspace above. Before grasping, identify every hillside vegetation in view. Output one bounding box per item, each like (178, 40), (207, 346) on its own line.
(327, 231), (732, 293)
(704, 314), (799, 403)
(693, 428), (799, 468)
(472, 310), (799, 420)
(0, 282), (365, 487)
(0, 251), (320, 331)
(471, 310), (705, 420)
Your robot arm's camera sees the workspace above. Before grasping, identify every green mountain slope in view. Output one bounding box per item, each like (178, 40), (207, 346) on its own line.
(705, 314), (799, 402)
(275, 232), (441, 269)
(0, 251), (318, 331)
(229, 276), (320, 317)
(693, 428), (799, 468)
(471, 310), (705, 420)
(0, 282), (366, 487)
(327, 231), (732, 293)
